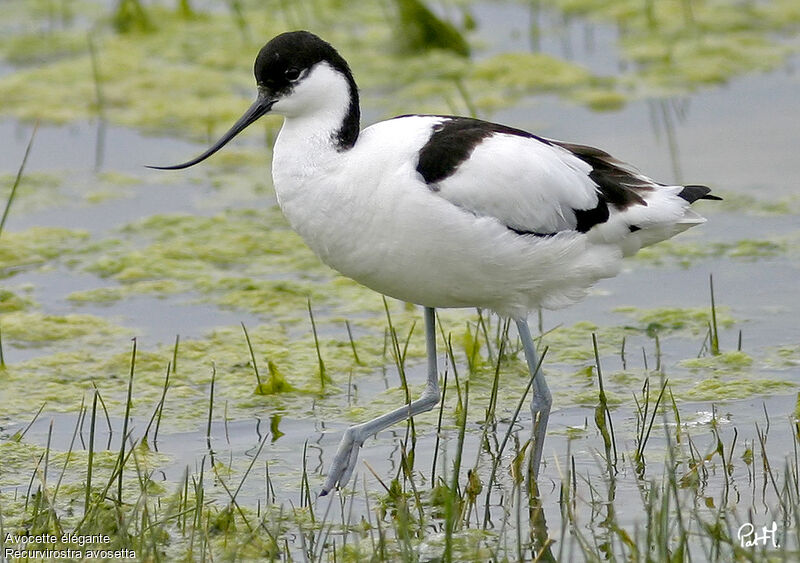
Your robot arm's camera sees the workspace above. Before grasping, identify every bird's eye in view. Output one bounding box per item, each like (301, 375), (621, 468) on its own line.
(285, 67), (301, 81)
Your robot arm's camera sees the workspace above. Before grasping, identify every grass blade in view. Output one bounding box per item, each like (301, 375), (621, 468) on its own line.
(117, 338), (137, 503)
(1, 121), (38, 238)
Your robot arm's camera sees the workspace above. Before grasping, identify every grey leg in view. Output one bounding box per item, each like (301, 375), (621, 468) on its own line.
(515, 318), (551, 479)
(321, 306), (440, 495)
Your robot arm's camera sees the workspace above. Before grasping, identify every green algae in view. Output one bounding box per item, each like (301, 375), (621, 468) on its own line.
(471, 53), (591, 93)
(469, 52), (625, 113)
(552, 0), (800, 96)
(0, 307), (632, 434)
(254, 361), (298, 395)
(764, 344), (800, 370)
(0, 314), (388, 426)
(76, 208), (342, 315)
(0, 2), (392, 136)
(725, 239), (791, 259)
(680, 350), (753, 374)
(0, 435), (169, 535)
(683, 373), (795, 402)
(535, 306), (733, 366)
(0, 0), (620, 137)
(3, 168), (184, 216)
(1, 29), (90, 65)
(0, 8), (261, 133)
(119, 210), (313, 269)
(614, 306), (734, 336)
(4, 348), (193, 422)
(0, 172), (64, 214)
(711, 191), (800, 216)
(1, 0), (798, 140)
(540, 320), (629, 363)
(622, 32), (788, 91)
(84, 188), (130, 204)
(70, 208), (403, 323)
(0, 227), (89, 277)
(95, 171), (141, 186)
(672, 350), (798, 401)
(472, 52), (593, 93)
(0, 311), (128, 344)
(67, 280), (183, 303)
(570, 86), (628, 112)
(1, 302), (797, 560)
(0, 440), (49, 485)
(0, 289), (34, 313)
(634, 235), (797, 266)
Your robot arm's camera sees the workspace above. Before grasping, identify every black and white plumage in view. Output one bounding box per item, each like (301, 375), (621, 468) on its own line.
(152, 30), (720, 495)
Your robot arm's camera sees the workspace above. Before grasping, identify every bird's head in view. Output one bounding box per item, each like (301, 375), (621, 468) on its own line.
(150, 30), (359, 170)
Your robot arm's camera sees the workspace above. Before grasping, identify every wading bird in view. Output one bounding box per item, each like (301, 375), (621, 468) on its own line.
(151, 31), (719, 495)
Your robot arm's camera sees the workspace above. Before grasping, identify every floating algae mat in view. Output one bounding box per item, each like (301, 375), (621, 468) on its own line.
(3, 0), (798, 135)
(1, 0), (799, 560)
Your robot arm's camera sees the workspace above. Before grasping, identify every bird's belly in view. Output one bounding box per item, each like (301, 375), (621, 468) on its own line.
(276, 176), (624, 317)
(278, 187), (470, 306)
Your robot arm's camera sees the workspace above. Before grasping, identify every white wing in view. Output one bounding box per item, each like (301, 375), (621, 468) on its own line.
(432, 132), (602, 234)
(410, 116), (713, 251)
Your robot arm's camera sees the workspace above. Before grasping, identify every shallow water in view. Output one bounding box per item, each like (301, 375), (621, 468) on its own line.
(1, 0), (799, 559)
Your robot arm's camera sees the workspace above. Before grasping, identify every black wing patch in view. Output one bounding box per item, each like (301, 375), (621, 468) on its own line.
(548, 141), (651, 208)
(413, 116), (542, 185)
(549, 141), (653, 233)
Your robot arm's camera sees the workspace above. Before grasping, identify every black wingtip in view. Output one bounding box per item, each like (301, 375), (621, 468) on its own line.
(678, 184), (722, 203)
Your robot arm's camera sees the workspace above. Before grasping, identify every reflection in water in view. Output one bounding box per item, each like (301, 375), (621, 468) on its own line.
(308, 435), (325, 476)
(528, 0), (541, 52)
(528, 456), (556, 561)
(648, 99), (690, 183)
(87, 34), (107, 172)
(94, 118), (106, 171)
(270, 413), (285, 441)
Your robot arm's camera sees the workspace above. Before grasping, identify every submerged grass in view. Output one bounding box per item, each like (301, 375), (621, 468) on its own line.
(3, 330), (800, 560)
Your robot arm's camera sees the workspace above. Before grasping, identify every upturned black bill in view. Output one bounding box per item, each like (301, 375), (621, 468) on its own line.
(148, 94), (274, 170)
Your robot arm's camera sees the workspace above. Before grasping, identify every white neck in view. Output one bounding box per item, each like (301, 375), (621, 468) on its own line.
(271, 62), (357, 182)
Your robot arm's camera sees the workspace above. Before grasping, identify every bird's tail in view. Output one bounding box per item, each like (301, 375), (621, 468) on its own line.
(621, 184), (721, 253)
(677, 184), (723, 204)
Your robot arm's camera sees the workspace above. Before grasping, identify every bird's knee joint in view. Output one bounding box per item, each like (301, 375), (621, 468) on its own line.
(422, 387), (441, 409)
(531, 395), (552, 413)
(343, 426), (361, 444)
